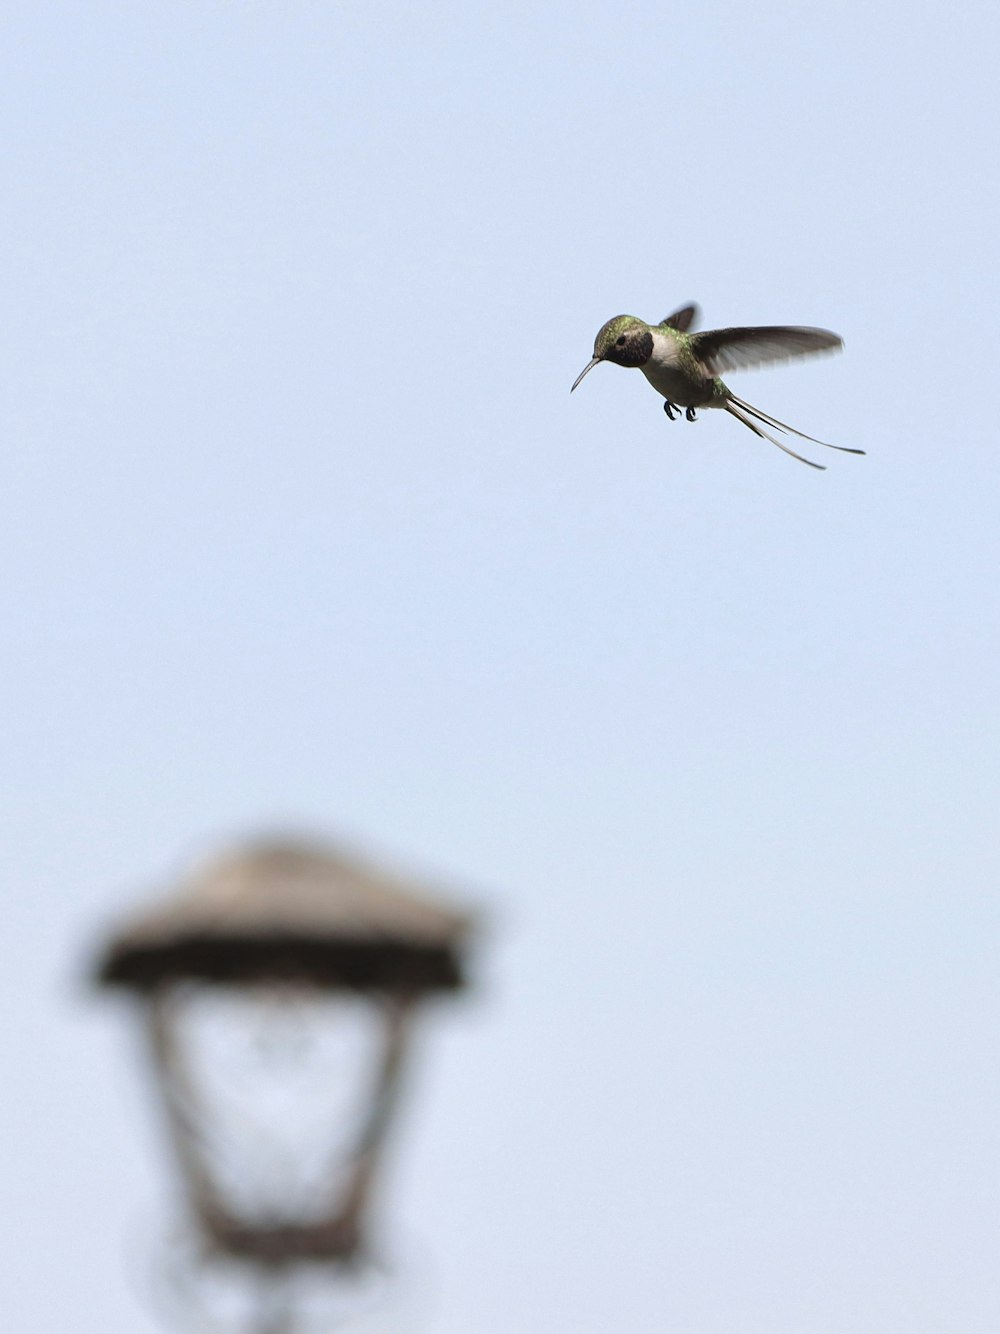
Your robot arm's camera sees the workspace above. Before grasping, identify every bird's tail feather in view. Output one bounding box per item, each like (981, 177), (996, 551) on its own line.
(724, 399), (826, 470)
(729, 394), (864, 456)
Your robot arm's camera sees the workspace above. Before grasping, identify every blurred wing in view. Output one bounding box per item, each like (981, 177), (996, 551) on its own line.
(690, 325), (842, 375)
(659, 303), (700, 332)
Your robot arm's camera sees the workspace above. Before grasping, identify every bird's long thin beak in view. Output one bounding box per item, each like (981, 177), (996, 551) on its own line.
(570, 356), (602, 393)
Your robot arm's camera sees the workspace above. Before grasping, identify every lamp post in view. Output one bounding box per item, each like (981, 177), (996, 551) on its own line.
(95, 837), (474, 1331)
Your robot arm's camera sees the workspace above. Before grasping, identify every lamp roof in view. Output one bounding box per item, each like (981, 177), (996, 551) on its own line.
(95, 838), (474, 993)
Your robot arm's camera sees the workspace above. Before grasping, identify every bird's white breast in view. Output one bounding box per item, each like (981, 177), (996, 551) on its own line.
(640, 330), (694, 403)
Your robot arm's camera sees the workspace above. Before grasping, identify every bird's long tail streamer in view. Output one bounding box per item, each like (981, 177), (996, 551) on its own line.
(724, 400), (823, 468)
(724, 394), (864, 469)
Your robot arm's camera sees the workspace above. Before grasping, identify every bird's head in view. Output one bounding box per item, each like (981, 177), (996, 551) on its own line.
(571, 315), (653, 391)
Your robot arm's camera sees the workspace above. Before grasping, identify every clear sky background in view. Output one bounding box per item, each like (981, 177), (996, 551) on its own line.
(5, 3), (1000, 1331)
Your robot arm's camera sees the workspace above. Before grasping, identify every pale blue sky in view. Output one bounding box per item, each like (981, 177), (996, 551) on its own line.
(5, 2), (1000, 1330)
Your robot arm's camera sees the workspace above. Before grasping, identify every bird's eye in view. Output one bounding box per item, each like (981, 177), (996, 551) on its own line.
(616, 336), (626, 346)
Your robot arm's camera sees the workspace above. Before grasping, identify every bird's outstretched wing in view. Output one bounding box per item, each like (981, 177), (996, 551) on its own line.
(659, 304), (700, 333)
(690, 326), (842, 375)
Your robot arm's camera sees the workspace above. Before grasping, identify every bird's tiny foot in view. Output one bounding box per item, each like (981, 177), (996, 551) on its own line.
(685, 407), (697, 422)
(663, 400), (678, 421)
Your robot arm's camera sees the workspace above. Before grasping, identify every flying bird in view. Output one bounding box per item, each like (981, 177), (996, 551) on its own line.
(571, 304), (862, 470)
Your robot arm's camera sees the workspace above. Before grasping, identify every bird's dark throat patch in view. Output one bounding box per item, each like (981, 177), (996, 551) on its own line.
(607, 329), (653, 368)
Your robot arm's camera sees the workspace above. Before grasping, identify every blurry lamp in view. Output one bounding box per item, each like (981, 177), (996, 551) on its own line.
(94, 838), (473, 1278)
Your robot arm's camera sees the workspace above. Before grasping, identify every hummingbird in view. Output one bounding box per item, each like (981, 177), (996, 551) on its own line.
(571, 304), (863, 470)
